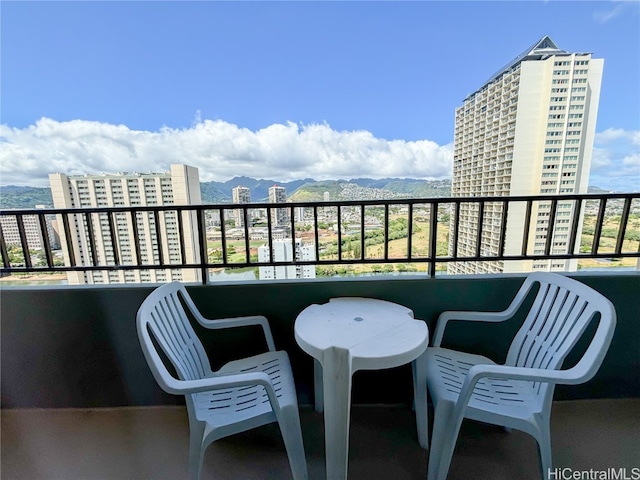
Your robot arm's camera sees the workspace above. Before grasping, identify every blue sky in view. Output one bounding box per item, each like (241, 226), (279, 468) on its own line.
(1, 1), (639, 191)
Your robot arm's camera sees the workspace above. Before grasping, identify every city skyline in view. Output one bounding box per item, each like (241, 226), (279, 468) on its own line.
(1, 1), (638, 191)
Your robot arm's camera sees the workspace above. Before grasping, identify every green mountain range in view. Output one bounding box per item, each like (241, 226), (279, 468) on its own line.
(0, 179), (611, 210)
(0, 177), (453, 209)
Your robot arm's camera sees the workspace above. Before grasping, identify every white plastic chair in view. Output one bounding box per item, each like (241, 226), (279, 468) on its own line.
(424, 272), (616, 480)
(136, 282), (308, 480)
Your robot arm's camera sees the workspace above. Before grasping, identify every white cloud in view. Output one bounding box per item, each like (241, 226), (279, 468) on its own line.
(592, 0), (639, 24)
(590, 128), (640, 192)
(0, 117), (453, 187)
(595, 128), (640, 146)
(1, 118), (637, 192)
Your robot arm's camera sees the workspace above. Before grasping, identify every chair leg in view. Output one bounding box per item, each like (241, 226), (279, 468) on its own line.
(279, 405), (309, 480)
(412, 352), (429, 449)
(188, 422), (206, 480)
(428, 401), (461, 480)
(535, 423), (553, 480)
(313, 358), (324, 413)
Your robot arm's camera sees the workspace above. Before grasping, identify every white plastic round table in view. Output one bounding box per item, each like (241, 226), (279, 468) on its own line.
(294, 297), (429, 480)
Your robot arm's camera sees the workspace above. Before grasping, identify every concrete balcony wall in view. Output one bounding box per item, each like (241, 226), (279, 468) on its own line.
(2, 273), (639, 409)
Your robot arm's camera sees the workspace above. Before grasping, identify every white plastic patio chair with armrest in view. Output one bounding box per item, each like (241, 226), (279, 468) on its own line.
(136, 282), (308, 480)
(423, 272), (616, 480)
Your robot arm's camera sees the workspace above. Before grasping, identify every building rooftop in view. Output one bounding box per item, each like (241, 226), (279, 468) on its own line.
(465, 35), (592, 101)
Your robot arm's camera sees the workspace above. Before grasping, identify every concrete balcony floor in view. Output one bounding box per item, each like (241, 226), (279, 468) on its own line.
(2, 398), (638, 480)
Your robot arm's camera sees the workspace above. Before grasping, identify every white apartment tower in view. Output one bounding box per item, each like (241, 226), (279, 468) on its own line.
(448, 36), (603, 275)
(231, 186), (251, 228)
(0, 205), (60, 250)
(258, 238), (316, 280)
(268, 185), (289, 227)
(49, 164), (202, 284)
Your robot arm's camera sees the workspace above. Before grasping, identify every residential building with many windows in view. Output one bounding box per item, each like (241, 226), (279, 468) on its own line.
(448, 36), (603, 274)
(257, 238), (316, 280)
(49, 164), (202, 284)
(231, 185), (251, 228)
(0, 205), (60, 251)
(268, 185), (289, 228)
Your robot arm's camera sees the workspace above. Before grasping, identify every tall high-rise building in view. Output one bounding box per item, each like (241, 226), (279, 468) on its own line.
(258, 238), (316, 280)
(0, 205), (60, 251)
(231, 185), (251, 227)
(268, 185), (289, 227)
(49, 164), (202, 284)
(448, 36), (603, 275)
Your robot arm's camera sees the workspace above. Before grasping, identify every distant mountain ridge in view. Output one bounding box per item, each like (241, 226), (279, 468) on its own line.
(0, 179), (614, 209)
(201, 176), (452, 202)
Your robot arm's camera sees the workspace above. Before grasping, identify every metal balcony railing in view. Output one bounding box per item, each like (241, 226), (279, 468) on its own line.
(1, 192), (639, 284)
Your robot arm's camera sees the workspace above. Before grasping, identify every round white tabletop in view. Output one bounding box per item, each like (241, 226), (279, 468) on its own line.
(295, 297), (428, 371)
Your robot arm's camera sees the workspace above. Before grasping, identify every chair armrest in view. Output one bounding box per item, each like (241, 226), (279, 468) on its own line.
(161, 370), (279, 403)
(196, 315), (276, 352)
(432, 310), (515, 347)
(452, 363), (578, 420)
(432, 276), (537, 347)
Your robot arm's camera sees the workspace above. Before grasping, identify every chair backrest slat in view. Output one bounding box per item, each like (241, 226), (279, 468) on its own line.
(137, 282), (211, 386)
(505, 273), (616, 409)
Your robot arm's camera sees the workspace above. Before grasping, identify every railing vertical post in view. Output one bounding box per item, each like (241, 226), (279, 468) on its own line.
(337, 206), (343, 262)
(475, 202), (485, 258)
(131, 211), (142, 266)
(429, 202), (438, 277)
(383, 204), (389, 261)
(407, 202), (414, 260)
(61, 213), (77, 266)
(37, 213), (54, 268)
(107, 212), (119, 267)
(196, 207), (208, 285)
(452, 200), (460, 258)
(219, 207), (228, 266)
(177, 209), (186, 265)
(615, 198), (632, 255)
(313, 206), (320, 264)
(153, 210), (164, 265)
(498, 200), (508, 258)
(544, 199), (558, 256)
(0, 224), (10, 269)
(85, 212), (98, 267)
(592, 198), (607, 255)
(290, 205), (297, 266)
(243, 206), (251, 264)
(360, 204), (365, 261)
(522, 200), (533, 256)
(568, 199), (583, 255)
(16, 214), (32, 269)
